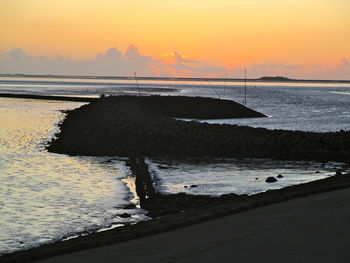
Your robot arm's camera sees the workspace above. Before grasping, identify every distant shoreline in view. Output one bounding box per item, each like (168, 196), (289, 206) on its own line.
(0, 93), (95, 102)
(1, 73), (350, 83)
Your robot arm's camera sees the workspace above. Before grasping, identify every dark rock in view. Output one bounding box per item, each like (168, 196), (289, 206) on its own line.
(46, 95), (350, 165)
(118, 213), (131, 218)
(315, 171), (320, 173)
(277, 174), (284, 178)
(158, 165), (170, 170)
(255, 178), (258, 180)
(266, 177), (278, 183)
(123, 203), (137, 209)
(124, 159), (132, 167)
(190, 185), (198, 188)
(336, 170), (343, 176)
(220, 193), (239, 200)
(126, 157), (156, 208)
(184, 185), (188, 188)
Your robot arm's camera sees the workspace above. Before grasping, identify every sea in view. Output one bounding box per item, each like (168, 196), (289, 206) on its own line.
(0, 76), (349, 255)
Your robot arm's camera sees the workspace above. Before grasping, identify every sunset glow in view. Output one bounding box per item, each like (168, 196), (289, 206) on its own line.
(1, 0), (349, 79)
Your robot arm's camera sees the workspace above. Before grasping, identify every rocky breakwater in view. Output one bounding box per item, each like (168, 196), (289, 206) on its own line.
(47, 95), (350, 164)
(125, 157), (243, 218)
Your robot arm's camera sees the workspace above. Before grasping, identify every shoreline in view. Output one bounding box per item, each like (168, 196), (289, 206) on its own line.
(2, 172), (350, 263)
(0, 93), (95, 102)
(1, 95), (350, 261)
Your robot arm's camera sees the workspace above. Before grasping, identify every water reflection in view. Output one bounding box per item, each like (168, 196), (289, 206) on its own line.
(0, 98), (147, 255)
(148, 158), (348, 196)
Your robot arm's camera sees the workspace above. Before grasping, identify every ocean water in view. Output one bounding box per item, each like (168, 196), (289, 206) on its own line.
(0, 76), (349, 255)
(1, 76), (349, 132)
(197, 82), (350, 132)
(0, 98), (148, 255)
(148, 158), (348, 196)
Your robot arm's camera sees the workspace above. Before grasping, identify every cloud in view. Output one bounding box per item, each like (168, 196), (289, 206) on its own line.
(155, 51), (226, 77)
(0, 46), (156, 76)
(251, 63), (302, 70)
(0, 47), (349, 80)
(7, 48), (27, 58)
(0, 47), (227, 78)
(293, 58), (350, 80)
(340, 58), (350, 68)
(161, 51), (197, 64)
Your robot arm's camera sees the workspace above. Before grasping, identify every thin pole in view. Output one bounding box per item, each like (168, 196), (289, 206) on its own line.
(224, 72), (227, 97)
(244, 68), (247, 106)
(134, 72), (141, 97)
(207, 79), (221, 99)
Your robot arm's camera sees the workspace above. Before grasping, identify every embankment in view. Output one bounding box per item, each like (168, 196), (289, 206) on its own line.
(126, 157), (242, 218)
(47, 95), (350, 164)
(2, 170), (350, 263)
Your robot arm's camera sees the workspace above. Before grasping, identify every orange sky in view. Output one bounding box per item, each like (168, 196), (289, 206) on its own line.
(0, 0), (349, 77)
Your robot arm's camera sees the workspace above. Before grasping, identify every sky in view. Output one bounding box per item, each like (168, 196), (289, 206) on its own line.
(0, 0), (349, 79)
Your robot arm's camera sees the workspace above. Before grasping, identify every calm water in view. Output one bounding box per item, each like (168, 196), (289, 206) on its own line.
(1, 76), (349, 131)
(0, 98), (147, 255)
(0, 76), (349, 255)
(148, 158), (348, 196)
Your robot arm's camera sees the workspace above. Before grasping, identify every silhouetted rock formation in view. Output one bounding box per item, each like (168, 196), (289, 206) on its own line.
(127, 157), (242, 218)
(266, 177), (278, 183)
(336, 170), (343, 176)
(125, 157), (156, 207)
(259, 76), (292, 81)
(47, 95), (350, 164)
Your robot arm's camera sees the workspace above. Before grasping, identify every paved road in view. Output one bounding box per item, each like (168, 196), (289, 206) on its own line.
(39, 188), (350, 263)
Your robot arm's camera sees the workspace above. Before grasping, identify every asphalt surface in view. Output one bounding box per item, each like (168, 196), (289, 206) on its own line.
(38, 187), (350, 263)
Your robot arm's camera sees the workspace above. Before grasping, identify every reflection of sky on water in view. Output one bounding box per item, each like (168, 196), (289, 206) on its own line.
(0, 98), (147, 255)
(0, 76), (349, 254)
(148, 158), (348, 196)
(1, 76), (349, 132)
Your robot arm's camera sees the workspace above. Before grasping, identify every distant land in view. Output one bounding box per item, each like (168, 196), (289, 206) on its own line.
(258, 76), (293, 81)
(0, 74), (349, 83)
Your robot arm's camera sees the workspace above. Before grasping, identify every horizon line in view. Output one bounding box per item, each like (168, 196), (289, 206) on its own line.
(0, 73), (349, 83)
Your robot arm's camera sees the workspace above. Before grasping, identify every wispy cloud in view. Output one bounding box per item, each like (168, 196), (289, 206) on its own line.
(251, 63), (302, 70)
